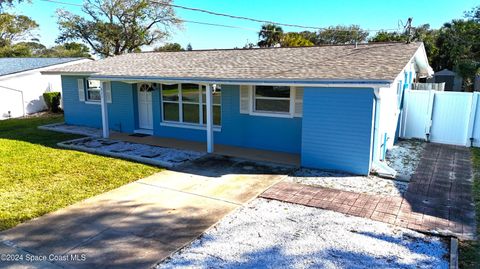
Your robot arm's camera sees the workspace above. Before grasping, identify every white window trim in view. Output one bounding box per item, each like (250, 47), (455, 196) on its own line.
(86, 79), (101, 102)
(250, 85), (295, 118)
(85, 101), (101, 105)
(160, 122), (221, 132)
(160, 83), (222, 128)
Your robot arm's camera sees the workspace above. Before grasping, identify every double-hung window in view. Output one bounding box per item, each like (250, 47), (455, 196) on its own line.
(253, 86), (291, 114)
(86, 80), (101, 102)
(161, 83), (221, 127)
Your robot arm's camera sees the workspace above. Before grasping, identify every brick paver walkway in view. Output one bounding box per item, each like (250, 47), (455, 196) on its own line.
(261, 143), (476, 240)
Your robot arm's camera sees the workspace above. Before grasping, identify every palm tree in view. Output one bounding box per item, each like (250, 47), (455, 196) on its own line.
(257, 24), (283, 48)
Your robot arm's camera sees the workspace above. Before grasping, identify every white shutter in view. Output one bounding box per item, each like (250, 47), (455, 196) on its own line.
(294, 87), (303, 117)
(77, 79), (85, 102)
(103, 82), (112, 103)
(239, 85), (251, 114)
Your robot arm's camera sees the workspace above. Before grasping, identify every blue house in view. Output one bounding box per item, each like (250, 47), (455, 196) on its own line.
(44, 42), (433, 175)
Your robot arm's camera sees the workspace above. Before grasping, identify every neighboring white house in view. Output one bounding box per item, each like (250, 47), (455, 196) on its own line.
(0, 58), (92, 119)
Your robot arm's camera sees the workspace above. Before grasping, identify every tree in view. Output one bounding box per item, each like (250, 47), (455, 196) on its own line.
(154, 42), (183, 52)
(370, 24), (440, 69)
(44, 42), (91, 57)
(15, 41), (45, 54)
(434, 20), (480, 70)
(412, 24), (439, 68)
(0, 0), (26, 11)
(455, 60), (480, 91)
(56, 0), (181, 57)
(186, 43), (192, 51)
(370, 31), (405, 42)
(242, 42), (256, 49)
(257, 24), (283, 47)
(465, 5), (480, 22)
(0, 43), (31, 57)
(298, 31), (318, 44)
(280, 32), (314, 47)
(317, 25), (368, 45)
(0, 13), (38, 46)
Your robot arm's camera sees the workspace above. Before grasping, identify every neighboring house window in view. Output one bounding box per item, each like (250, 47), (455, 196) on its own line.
(161, 83), (221, 126)
(253, 86), (291, 114)
(87, 80), (101, 101)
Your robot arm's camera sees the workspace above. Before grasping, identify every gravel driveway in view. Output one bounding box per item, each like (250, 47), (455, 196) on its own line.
(158, 199), (448, 269)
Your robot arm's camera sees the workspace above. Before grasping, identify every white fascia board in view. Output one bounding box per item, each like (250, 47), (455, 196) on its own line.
(88, 76), (392, 89)
(412, 43), (434, 76)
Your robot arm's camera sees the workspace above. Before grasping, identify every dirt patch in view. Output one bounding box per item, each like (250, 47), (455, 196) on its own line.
(386, 139), (426, 181)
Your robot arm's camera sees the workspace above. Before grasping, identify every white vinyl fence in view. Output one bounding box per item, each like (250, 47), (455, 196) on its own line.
(400, 90), (480, 147)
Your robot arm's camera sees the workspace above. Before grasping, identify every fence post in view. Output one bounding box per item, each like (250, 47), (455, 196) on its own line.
(400, 89), (410, 138)
(467, 93), (478, 147)
(424, 90), (435, 141)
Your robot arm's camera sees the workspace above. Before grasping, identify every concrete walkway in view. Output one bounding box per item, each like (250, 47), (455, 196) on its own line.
(0, 156), (290, 269)
(261, 143), (476, 240)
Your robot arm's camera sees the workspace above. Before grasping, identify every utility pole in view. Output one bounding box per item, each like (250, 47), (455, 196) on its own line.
(404, 17), (413, 43)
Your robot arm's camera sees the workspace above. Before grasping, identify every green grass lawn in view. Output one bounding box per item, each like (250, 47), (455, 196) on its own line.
(0, 114), (161, 231)
(459, 147), (480, 268)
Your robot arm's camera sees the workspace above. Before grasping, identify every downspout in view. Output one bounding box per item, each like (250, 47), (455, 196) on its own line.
(371, 88), (381, 164)
(371, 88), (397, 178)
(0, 85), (25, 117)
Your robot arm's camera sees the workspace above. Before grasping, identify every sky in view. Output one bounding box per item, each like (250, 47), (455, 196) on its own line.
(7, 0), (479, 51)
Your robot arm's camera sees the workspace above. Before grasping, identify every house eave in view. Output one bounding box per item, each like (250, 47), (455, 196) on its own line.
(40, 71), (97, 76)
(86, 75), (392, 88)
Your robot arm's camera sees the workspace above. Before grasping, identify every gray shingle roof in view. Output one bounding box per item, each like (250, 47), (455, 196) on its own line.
(0, 58), (86, 77)
(44, 42), (424, 82)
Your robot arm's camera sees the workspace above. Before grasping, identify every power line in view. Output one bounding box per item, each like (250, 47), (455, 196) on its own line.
(181, 20), (260, 32)
(150, 1), (400, 32)
(39, 0), (399, 33)
(40, 0), (83, 7)
(151, 1), (323, 30)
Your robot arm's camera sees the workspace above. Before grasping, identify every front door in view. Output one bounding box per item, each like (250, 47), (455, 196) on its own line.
(137, 83), (153, 130)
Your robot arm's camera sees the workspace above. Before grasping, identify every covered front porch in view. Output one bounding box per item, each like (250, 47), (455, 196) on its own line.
(111, 132), (300, 167)
(41, 122), (300, 167)
(87, 77), (303, 167)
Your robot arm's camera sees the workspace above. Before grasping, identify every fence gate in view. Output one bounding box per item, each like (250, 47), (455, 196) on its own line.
(401, 90), (480, 147)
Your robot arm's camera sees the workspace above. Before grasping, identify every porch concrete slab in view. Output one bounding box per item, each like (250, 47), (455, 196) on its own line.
(58, 137), (205, 168)
(39, 123), (102, 137)
(112, 132), (301, 167)
(0, 156), (288, 268)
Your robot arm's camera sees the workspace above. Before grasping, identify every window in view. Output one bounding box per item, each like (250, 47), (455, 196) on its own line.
(161, 84), (221, 127)
(254, 86), (291, 114)
(202, 86), (222, 126)
(86, 80), (101, 101)
(162, 84), (180, 122)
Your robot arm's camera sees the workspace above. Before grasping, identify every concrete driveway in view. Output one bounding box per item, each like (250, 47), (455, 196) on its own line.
(0, 155), (291, 269)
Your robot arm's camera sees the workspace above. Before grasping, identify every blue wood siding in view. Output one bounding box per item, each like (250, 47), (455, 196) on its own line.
(154, 85), (302, 154)
(108, 82), (136, 133)
(62, 76), (136, 133)
(62, 78), (302, 153)
(301, 87), (375, 175)
(62, 76), (102, 128)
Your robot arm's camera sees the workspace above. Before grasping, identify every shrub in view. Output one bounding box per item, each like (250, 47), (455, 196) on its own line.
(43, 92), (61, 113)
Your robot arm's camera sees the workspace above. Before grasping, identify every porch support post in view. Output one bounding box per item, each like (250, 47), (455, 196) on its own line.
(100, 82), (109, 138)
(206, 84), (214, 153)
